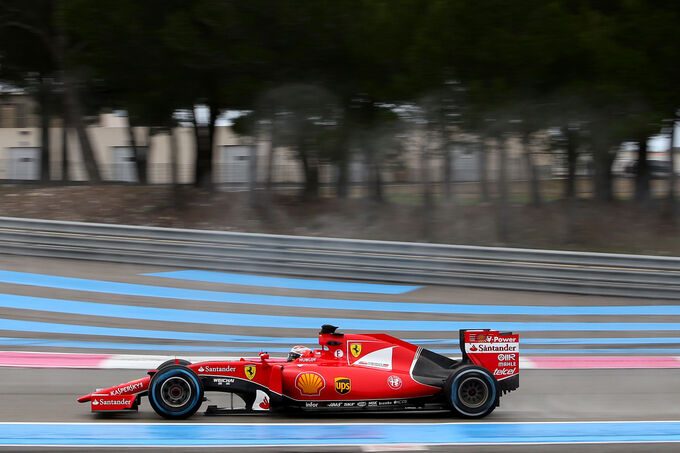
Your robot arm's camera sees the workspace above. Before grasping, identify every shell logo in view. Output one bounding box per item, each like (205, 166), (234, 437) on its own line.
(295, 372), (325, 396)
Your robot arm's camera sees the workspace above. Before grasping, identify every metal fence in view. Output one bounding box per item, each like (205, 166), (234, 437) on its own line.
(0, 216), (678, 299)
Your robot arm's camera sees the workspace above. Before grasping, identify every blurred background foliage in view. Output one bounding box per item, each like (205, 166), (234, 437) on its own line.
(1, 0), (680, 247)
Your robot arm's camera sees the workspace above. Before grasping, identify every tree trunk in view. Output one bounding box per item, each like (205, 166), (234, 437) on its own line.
(62, 72), (101, 183)
(522, 133), (541, 206)
(420, 132), (434, 241)
(443, 139), (454, 203)
(593, 146), (615, 202)
(61, 113), (69, 183)
(127, 122), (149, 185)
(168, 126), (182, 209)
(336, 156), (349, 199)
(669, 120), (677, 202)
(248, 135), (259, 208)
(335, 126), (350, 199)
(299, 140), (319, 199)
(496, 136), (510, 242)
(564, 126), (578, 199)
(169, 127), (179, 186)
(265, 131), (276, 193)
(263, 128), (276, 213)
(39, 79), (51, 183)
(479, 140), (490, 203)
(193, 105), (217, 189)
(635, 137), (650, 203)
(421, 133), (433, 208)
(371, 155), (383, 202)
(127, 120), (147, 184)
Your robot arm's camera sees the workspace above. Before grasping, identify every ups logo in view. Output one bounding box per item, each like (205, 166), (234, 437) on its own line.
(334, 377), (351, 395)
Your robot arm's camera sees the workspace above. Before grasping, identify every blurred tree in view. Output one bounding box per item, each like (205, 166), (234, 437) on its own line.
(64, 0), (185, 185)
(0, 0), (102, 182)
(0, 1), (59, 183)
(257, 84), (340, 199)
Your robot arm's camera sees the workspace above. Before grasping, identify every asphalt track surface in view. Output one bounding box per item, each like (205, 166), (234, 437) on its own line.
(0, 255), (679, 451)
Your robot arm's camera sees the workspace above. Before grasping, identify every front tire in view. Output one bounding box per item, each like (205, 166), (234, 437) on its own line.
(148, 365), (203, 419)
(156, 359), (191, 370)
(445, 365), (498, 418)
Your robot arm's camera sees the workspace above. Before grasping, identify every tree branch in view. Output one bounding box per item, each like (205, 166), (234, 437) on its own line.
(0, 20), (51, 48)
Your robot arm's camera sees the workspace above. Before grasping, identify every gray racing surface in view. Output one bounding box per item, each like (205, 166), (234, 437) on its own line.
(0, 255), (678, 451)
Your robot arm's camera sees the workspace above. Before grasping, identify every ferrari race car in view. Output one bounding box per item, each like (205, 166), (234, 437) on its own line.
(78, 325), (519, 419)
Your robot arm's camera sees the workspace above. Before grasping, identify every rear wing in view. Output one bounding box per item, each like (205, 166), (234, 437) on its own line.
(459, 329), (519, 394)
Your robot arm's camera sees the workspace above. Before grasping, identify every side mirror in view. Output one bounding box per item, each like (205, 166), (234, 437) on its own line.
(259, 352), (269, 361)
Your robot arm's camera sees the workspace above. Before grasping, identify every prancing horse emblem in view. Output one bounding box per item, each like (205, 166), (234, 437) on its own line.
(245, 365), (256, 380)
(350, 343), (362, 358)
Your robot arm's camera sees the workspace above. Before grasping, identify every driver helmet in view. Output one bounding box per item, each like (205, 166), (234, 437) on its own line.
(287, 345), (312, 362)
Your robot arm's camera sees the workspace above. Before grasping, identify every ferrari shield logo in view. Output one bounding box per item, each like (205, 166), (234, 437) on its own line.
(244, 365), (256, 380)
(349, 343), (362, 358)
(334, 377), (351, 395)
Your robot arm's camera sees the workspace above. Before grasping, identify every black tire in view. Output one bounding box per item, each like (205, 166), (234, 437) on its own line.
(148, 365), (204, 419)
(445, 365), (498, 418)
(156, 359), (191, 370)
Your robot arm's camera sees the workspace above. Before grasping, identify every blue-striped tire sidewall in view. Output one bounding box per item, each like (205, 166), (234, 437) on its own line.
(149, 367), (202, 418)
(450, 368), (497, 417)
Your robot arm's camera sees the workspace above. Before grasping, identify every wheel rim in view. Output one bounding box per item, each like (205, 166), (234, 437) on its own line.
(160, 376), (193, 408)
(457, 376), (489, 409)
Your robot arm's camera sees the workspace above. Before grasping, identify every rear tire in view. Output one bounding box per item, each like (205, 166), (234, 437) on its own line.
(148, 365), (203, 419)
(445, 365), (498, 418)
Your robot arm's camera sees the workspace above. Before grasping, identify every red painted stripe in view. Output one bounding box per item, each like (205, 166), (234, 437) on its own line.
(527, 356), (680, 369)
(0, 351), (111, 368)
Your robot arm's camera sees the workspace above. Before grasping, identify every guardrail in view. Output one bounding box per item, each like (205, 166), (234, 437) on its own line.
(0, 216), (678, 299)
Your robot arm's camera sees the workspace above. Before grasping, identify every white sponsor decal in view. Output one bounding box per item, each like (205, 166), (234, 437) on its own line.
(466, 343), (519, 353)
(305, 402), (318, 408)
(109, 381), (144, 396)
(493, 368), (517, 376)
(213, 378), (235, 386)
(353, 347), (394, 370)
(492, 336), (517, 343)
(334, 349), (344, 358)
(387, 375), (402, 390)
(96, 398), (131, 406)
(328, 402), (342, 407)
(198, 365), (236, 373)
(497, 353), (517, 361)
(252, 390), (270, 411)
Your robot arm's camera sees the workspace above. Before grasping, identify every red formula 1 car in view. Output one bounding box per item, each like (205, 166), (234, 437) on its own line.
(77, 325), (519, 419)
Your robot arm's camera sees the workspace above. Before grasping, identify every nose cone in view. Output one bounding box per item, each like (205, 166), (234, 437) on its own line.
(77, 393), (92, 403)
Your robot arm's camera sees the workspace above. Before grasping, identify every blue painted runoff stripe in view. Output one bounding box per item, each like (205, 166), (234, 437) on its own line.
(145, 270), (421, 294)
(0, 421), (679, 446)
(0, 337), (297, 353)
(2, 270), (680, 316)
(2, 317), (679, 348)
(5, 292), (680, 332)
(0, 318), (312, 343)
